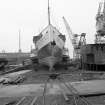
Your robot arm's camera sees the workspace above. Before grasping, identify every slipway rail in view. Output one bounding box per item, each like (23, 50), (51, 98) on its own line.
(5, 96), (38, 105)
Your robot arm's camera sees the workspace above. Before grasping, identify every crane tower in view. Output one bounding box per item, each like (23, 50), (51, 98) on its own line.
(95, 0), (105, 43)
(63, 17), (86, 59)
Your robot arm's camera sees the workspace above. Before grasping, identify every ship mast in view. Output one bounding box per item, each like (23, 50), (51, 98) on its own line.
(48, 0), (51, 25)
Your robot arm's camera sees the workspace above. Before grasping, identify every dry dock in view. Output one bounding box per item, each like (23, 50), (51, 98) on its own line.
(0, 68), (105, 104)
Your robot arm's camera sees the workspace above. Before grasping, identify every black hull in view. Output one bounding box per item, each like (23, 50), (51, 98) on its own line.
(38, 43), (63, 70)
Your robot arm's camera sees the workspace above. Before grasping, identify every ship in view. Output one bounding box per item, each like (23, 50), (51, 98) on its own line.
(33, 0), (66, 71)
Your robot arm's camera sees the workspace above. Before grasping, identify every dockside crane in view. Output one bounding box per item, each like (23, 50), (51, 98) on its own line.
(62, 17), (78, 59)
(63, 17), (86, 59)
(95, 0), (105, 43)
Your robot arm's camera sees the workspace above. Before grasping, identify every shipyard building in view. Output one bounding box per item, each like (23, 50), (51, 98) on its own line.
(81, 1), (105, 71)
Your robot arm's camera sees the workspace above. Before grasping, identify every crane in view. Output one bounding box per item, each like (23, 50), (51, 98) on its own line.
(63, 16), (79, 59)
(62, 17), (86, 59)
(95, 0), (105, 43)
(62, 17), (78, 48)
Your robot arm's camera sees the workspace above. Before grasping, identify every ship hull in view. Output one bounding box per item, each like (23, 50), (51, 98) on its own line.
(33, 25), (66, 71)
(38, 43), (63, 71)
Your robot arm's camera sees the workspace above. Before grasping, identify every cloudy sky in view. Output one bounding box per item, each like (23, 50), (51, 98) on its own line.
(0, 0), (100, 56)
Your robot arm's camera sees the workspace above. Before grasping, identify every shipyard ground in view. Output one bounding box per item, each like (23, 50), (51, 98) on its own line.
(0, 66), (105, 105)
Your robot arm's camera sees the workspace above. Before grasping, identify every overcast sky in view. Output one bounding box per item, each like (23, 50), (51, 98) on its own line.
(0, 0), (100, 56)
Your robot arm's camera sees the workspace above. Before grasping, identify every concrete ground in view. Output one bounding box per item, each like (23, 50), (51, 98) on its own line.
(0, 67), (105, 104)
